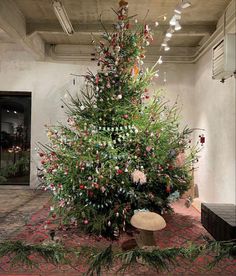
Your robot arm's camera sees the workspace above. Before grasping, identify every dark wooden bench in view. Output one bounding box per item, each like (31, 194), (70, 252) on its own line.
(201, 203), (236, 241)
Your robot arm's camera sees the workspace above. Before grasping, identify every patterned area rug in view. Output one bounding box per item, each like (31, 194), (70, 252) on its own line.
(0, 199), (235, 275)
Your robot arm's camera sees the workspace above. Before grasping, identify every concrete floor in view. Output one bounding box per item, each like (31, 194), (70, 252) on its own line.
(0, 189), (50, 241)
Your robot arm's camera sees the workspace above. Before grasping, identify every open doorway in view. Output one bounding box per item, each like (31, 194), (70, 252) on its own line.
(0, 92), (31, 185)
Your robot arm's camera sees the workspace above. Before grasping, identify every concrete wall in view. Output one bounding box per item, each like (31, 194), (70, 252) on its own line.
(0, 44), (91, 187)
(193, 50), (236, 204)
(0, 43), (235, 205)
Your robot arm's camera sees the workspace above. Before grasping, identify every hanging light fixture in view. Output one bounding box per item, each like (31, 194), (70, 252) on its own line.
(166, 27), (174, 38)
(164, 45), (170, 51)
(181, 0), (191, 9)
(169, 15), (177, 26)
(175, 21), (182, 31)
(157, 56), (163, 64)
(161, 42), (168, 47)
(52, 0), (74, 35)
(164, 72), (167, 83)
(174, 5), (182, 14)
(175, 0), (191, 13)
(169, 14), (181, 26)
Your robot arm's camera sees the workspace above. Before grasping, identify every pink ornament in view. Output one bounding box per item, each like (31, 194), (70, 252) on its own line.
(146, 146), (152, 152)
(131, 169), (147, 184)
(58, 183), (63, 189)
(123, 114), (129, 119)
(67, 117), (76, 126)
(101, 186), (106, 193)
(59, 200), (65, 207)
(175, 152), (185, 167)
(83, 219), (89, 225)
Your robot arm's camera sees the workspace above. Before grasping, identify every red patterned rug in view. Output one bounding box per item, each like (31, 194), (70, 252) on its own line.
(0, 199), (235, 275)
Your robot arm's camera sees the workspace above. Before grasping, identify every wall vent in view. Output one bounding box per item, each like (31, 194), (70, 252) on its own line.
(212, 34), (236, 82)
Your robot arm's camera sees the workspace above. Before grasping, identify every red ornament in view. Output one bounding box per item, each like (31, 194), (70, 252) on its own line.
(116, 169), (123, 175)
(93, 182), (100, 189)
(88, 190), (94, 197)
(199, 134), (205, 146)
(52, 213), (56, 219)
(39, 152), (44, 157)
(58, 183), (62, 189)
(79, 184), (85, 189)
(126, 23), (130, 29)
(123, 114), (129, 119)
(166, 185), (171, 193)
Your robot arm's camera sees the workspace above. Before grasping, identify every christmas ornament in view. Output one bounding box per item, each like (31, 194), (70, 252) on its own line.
(175, 151), (185, 167)
(199, 134), (205, 146)
(38, 0), (200, 239)
(131, 170), (147, 184)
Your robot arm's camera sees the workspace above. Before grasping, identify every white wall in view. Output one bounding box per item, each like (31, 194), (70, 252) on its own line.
(0, 44), (92, 187)
(193, 50), (236, 204)
(0, 43), (235, 205)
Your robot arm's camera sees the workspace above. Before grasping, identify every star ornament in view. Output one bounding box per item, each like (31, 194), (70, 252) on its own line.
(119, 0), (128, 7)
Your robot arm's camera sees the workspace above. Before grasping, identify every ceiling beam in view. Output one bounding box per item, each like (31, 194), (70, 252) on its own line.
(0, 0), (45, 60)
(46, 44), (198, 63)
(27, 22), (215, 37)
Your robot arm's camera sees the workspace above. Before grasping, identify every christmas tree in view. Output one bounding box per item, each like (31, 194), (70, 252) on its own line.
(39, 0), (199, 238)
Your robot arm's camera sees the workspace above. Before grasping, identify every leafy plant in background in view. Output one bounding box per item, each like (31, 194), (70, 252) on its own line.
(0, 155), (30, 184)
(38, 0), (200, 237)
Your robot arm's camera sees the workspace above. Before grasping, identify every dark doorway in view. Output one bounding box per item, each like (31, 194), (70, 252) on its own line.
(0, 92), (31, 185)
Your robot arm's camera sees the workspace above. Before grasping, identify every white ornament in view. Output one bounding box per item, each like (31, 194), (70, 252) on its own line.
(117, 94), (122, 100)
(80, 105), (85, 110)
(115, 45), (121, 52)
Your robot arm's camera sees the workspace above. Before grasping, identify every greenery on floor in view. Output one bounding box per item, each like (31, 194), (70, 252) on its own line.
(0, 238), (235, 275)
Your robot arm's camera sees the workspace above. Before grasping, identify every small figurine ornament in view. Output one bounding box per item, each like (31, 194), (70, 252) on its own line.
(119, 0), (128, 7)
(199, 134), (205, 146)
